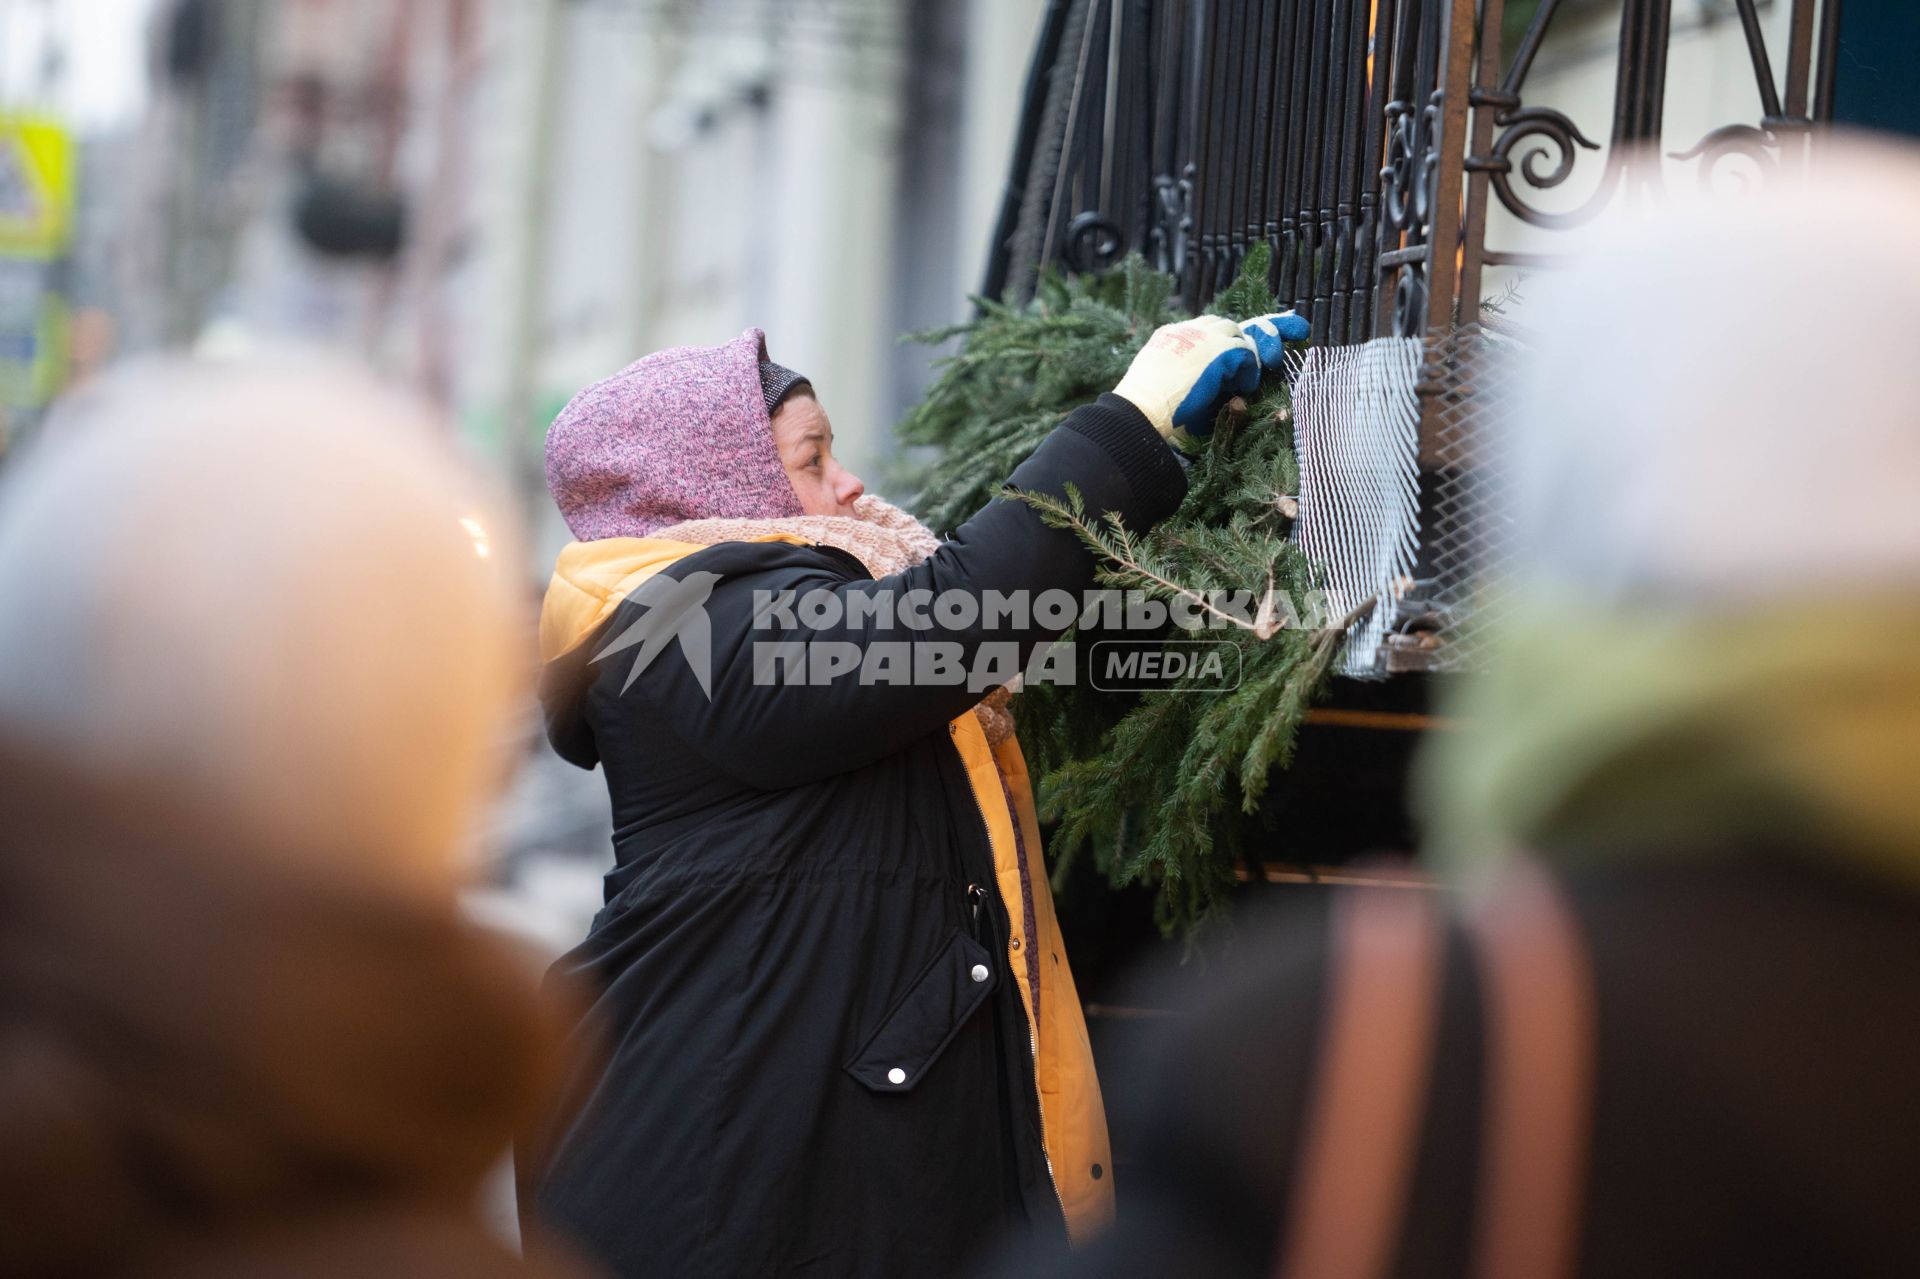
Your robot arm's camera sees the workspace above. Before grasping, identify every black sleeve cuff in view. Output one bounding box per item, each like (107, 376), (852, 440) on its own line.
(1059, 393), (1190, 526)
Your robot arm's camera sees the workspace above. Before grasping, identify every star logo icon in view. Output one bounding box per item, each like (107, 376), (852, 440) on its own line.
(591, 570), (724, 700)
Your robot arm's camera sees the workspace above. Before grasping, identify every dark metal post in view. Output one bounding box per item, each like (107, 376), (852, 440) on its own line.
(1456, 0), (1509, 329)
(979, 0), (1074, 302)
(1415, 0), (1476, 464)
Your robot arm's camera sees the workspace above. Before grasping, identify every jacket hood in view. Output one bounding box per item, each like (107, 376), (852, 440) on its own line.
(536, 534), (807, 768)
(537, 534), (809, 665)
(545, 328), (805, 540)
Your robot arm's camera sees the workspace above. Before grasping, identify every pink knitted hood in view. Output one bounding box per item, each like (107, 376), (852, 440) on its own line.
(545, 328), (804, 540)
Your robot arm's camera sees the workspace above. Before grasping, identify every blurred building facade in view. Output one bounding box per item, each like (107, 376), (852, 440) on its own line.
(8, 0), (1876, 534)
(97, 0), (1047, 555)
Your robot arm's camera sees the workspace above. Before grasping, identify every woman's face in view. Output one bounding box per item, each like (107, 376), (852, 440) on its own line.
(771, 390), (866, 517)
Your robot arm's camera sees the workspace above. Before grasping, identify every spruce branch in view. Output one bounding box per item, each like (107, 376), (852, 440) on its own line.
(1014, 484), (1295, 637)
(903, 246), (1342, 936)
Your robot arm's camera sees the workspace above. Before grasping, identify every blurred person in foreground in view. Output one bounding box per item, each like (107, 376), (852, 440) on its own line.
(0, 361), (595, 1277)
(987, 137), (1920, 1279)
(521, 309), (1306, 1276)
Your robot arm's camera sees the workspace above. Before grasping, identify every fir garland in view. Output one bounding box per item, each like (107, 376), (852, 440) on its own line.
(899, 248), (1352, 935)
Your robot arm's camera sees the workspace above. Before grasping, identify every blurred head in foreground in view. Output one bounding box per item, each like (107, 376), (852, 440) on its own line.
(982, 139), (1920, 1279)
(1424, 135), (1920, 890)
(0, 359), (574, 1275)
(0, 357), (525, 896)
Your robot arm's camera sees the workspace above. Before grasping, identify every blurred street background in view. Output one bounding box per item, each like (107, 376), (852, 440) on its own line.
(0, 0), (1906, 957)
(0, 0), (1059, 955)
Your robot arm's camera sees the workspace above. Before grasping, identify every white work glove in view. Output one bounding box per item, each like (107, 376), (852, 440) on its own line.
(1111, 316), (1263, 453)
(1240, 311), (1311, 369)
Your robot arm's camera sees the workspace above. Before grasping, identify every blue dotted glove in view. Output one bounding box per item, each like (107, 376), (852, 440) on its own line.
(1112, 316), (1263, 453)
(1241, 311), (1311, 370)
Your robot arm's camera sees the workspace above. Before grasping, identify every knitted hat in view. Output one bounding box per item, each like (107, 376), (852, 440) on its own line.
(759, 360), (811, 414)
(545, 328), (804, 540)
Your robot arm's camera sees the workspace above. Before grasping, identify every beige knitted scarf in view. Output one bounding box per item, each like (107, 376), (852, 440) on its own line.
(655, 495), (1017, 745)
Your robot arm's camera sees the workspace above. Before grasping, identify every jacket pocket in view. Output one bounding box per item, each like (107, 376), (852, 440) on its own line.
(845, 928), (998, 1093)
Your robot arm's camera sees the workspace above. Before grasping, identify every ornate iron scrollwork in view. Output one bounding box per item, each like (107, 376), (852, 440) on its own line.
(1415, 92), (1445, 227)
(1393, 256), (1428, 339)
(1478, 106), (1603, 229)
(1063, 211), (1126, 273)
(986, 0), (1832, 332)
(1670, 123), (1780, 195)
(1465, 0), (1826, 264)
(1147, 168), (1191, 278)
(1383, 102), (1421, 230)
(1381, 83), (1450, 339)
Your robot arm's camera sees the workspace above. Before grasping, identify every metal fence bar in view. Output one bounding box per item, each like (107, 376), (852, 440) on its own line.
(1218, 0), (1255, 289)
(1118, 0), (1155, 253)
(1456, 0), (1510, 330)
(1417, 0), (1475, 471)
(987, 0), (1840, 328)
(1294, 0), (1334, 321)
(1377, 0), (1435, 339)
(1189, 0), (1226, 308)
(1261, 0), (1295, 290)
(1327, 0), (1368, 343)
(1315, 0), (1352, 336)
(1731, 0), (1786, 122)
(1782, 0), (1816, 123)
(1070, 0), (1114, 248)
(1275, 0), (1311, 303)
(1350, 0), (1397, 341)
(1243, 0), (1279, 281)
(1815, 0), (1840, 121)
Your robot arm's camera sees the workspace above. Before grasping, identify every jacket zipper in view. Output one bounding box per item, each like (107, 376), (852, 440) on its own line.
(956, 734), (1066, 1222)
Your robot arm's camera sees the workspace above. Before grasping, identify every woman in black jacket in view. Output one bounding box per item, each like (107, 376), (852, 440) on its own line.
(520, 316), (1288, 1276)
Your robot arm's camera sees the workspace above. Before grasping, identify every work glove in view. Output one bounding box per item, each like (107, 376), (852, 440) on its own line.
(1240, 311), (1311, 370)
(1112, 316), (1262, 453)
(1114, 311), (1311, 452)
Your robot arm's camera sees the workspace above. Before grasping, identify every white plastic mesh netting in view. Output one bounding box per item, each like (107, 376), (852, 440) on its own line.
(1289, 338), (1424, 677)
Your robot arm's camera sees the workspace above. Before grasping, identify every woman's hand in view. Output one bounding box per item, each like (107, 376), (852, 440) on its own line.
(1112, 316), (1263, 452)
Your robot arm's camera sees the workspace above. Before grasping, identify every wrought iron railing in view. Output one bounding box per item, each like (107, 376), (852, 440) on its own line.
(984, 0), (1841, 342)
(984, 0), (1841, 676)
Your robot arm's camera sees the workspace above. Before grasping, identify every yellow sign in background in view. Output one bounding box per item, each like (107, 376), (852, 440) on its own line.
(0, 113), (77, 412)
